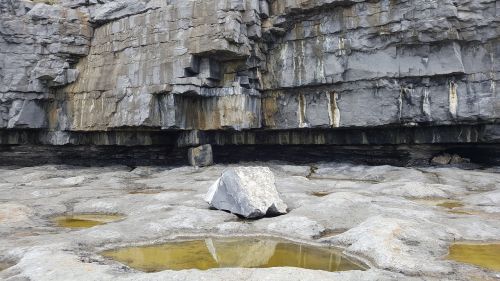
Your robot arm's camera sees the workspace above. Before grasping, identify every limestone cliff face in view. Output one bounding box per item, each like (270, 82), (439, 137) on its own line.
(263, 0), (499, 130)
(1, 0), (499, 147)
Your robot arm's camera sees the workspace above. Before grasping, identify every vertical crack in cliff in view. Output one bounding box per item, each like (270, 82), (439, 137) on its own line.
(398, 87), (404, 122)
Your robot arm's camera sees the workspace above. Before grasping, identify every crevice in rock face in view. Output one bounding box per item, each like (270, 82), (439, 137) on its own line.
(415, 169), (442, 184)
(313, 228), (349, 239)
(306, 165), (318, 179)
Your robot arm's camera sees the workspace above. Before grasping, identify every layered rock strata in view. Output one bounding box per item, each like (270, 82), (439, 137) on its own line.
(0, 0), (499, 164)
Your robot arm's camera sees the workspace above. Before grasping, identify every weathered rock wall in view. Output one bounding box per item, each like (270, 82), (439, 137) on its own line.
(0, 0), (499, 151)
(262, 0), (500, 129)
(63, 0), (263, 132)
(1, 0), (92, 129)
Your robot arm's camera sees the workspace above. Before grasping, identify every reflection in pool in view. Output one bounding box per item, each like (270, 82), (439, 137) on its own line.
(102, 237), (366, 272)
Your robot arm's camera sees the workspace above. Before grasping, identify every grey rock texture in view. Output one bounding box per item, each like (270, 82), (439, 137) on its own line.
(205, 166), (287, 218)
(0, 0), (499, 147)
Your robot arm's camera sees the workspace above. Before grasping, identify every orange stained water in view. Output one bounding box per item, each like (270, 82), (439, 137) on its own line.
(102, 237), (367, 273)
(53, 214), (124, 228)
(448, 243), (500, 271)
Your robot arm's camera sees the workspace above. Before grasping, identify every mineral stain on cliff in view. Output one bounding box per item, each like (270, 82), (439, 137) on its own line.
(327, 92), (340, 128)
(449, 81), (459, 119)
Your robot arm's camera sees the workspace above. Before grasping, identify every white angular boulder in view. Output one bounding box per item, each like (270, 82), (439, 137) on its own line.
(205, 167), (287, 218)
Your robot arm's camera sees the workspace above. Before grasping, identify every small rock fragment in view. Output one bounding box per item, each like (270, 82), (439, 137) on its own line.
(205, 167), (287, 218)
(188, 144), (213, 167)
(431, 153), (452, 165)
(449, 154), (470, 164)
(431, 153), (470, 165)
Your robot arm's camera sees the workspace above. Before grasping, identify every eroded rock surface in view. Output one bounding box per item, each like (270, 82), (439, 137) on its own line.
(205, 166), (287, 218)
(0, 163), (499, 280)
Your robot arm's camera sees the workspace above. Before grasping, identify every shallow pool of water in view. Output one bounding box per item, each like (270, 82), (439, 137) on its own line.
(53, 214), (124, 228)
(447, 243), (500, 271)
(414, 199), (468, 213)
(436, 201), (464, 209)
(102, 237), (366, 273)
